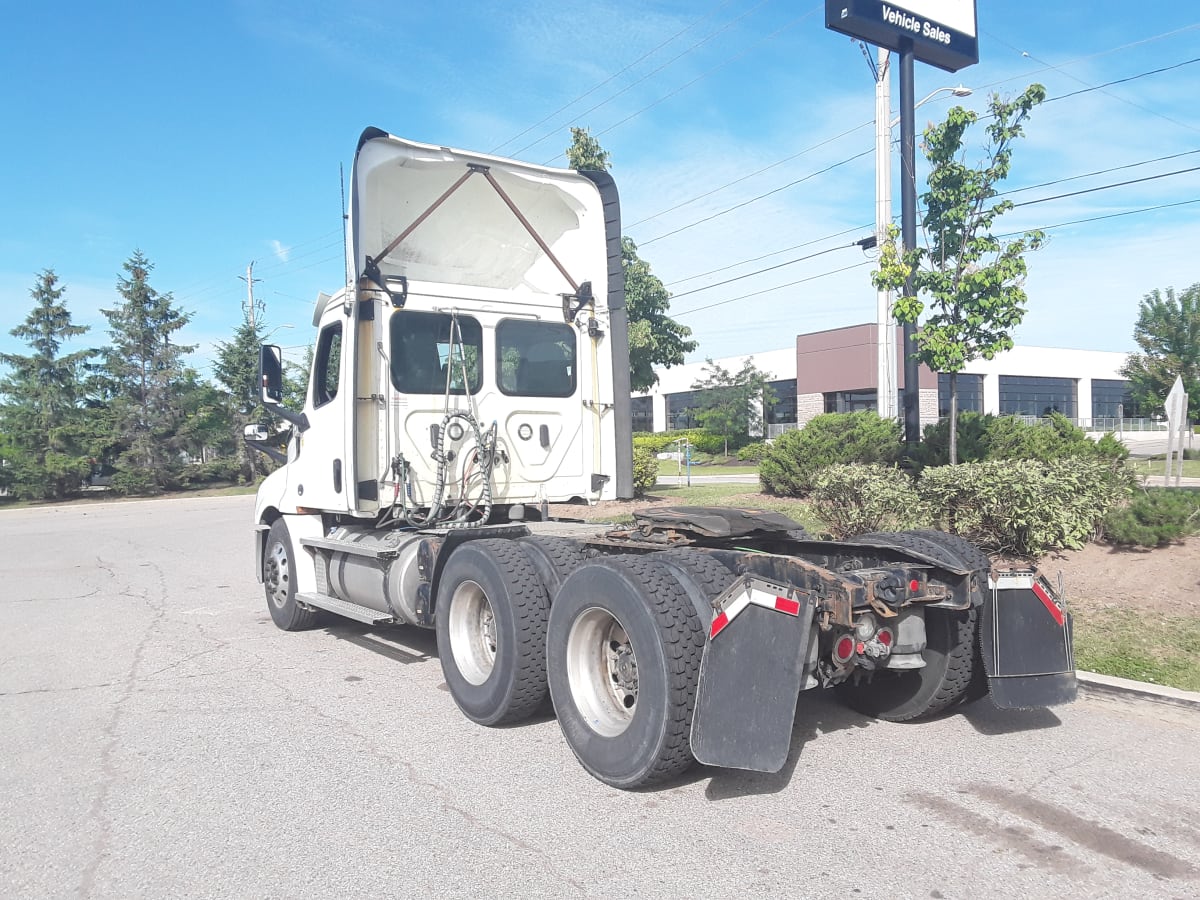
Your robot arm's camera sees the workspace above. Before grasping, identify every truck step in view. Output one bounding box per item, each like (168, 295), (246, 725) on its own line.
(297, 592), (395, 626)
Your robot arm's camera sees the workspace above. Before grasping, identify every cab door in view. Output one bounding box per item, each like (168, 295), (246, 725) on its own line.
(287, 315), (352, 512)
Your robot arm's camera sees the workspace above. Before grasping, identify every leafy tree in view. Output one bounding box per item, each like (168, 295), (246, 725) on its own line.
(874, 84), (1047, 463)
(100, 250), (195, 492)
(0, 269), (94, 498)
(1119, 283), (1200, 420)
(691, 357), (777, 455)
(566, 129), (698, 393)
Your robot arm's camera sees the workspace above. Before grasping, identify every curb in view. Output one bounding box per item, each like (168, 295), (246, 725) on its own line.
(1076, 670), (1200, 711)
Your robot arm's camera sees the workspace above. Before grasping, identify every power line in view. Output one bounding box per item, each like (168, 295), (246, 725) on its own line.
(1000, 148), (1200, 197)
(1044, 56), (1200, 105)
(669, 241), (861, 300)
(640, 148), (873, 247)
(1012, 165), (1200, 208)
(490, 0), (737, 154)
(666, 222), (870, 285)
(674, 260), (872, 317)
(512, 0), (774, 157)
(998, 197), (1200, 237)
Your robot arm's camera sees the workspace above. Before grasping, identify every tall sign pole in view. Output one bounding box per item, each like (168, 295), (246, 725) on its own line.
(826, 1), (980, 442)
(874, 48), (896, 421)
(899, 39), (920, 441)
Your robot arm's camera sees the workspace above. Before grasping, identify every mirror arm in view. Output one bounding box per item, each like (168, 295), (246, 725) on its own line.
(272, 407), (310, 432)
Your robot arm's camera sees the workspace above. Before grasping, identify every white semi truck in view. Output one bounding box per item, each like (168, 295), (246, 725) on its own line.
(249, 128), (1076, 789)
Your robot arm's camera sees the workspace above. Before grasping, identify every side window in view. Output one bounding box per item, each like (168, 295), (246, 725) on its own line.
(497, 319), (577, 398)
(312, 322), (342, 408)
(390, 310), (483, 395)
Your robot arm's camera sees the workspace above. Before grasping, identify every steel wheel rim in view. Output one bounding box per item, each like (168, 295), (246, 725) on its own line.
(566, 607), (638, 737)
(448, 580), (497, 686)
(265, 539), (290, 609)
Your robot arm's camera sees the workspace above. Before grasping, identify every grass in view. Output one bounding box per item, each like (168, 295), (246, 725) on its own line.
(0, 481), (258, 510)
(1128, 457), (1200, 478)
(656, 458), (759, 477)
(1072, 607), (1200, 692)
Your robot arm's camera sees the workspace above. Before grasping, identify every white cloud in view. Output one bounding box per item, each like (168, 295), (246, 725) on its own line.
(270, 240), (291, 263)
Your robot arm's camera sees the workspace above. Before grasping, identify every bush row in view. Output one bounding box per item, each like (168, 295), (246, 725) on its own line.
(633, 429), (730, 456)
(808, 459), (1136, 556)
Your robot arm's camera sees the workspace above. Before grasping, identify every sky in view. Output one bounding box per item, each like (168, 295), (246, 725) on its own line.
(1, 1), (1198, 382)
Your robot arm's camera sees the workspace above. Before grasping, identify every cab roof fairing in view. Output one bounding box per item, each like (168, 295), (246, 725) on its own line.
(348, 130), (609, 300)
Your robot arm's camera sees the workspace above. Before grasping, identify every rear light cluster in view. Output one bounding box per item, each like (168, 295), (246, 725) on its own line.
(832, 613), (894, 667)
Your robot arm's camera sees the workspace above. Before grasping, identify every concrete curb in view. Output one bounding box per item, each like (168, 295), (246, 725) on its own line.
(1076, 670), (1200, 711)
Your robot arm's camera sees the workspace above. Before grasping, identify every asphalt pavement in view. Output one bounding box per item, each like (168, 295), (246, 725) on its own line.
(2, 495), (1199, 899)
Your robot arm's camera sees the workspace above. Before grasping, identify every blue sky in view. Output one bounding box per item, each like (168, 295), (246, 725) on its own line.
(2, 1), (1198, 381)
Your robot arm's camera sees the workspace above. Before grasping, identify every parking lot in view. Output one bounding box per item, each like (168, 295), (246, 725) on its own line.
(2, 495), (1198, 898)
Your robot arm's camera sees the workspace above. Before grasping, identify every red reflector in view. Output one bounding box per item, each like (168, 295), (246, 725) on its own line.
(908, 579), (920, 592)
(1031, 581), (1066, 626)
(710, 611), (730, 639)
(774, 596), (801, 616)
(834, 635), (855, 662)
(878, 629), (893, 647)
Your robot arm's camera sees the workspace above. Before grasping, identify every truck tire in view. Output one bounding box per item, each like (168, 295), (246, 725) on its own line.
(263, 518), (321, 631)
(435, 539), (551, 726)
(517, 536), (589, 599)
(547, 555), (705, 789)
(836, 529), (981, 721)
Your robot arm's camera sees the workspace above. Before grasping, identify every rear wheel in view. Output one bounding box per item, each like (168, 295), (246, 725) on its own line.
(837, 529), (983, 721)
(547, 555), (705, 789)
(263, 518), (321, 631)
(435, 539), (550, 726)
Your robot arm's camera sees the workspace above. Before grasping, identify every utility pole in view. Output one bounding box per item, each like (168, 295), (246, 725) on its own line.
(239, 261), (264, 330)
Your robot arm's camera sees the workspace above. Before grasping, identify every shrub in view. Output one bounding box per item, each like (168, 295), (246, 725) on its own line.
(1103, 488), (1200, 547)
(736, 441), (767, 462)
(632, 428), (720, 456)
(109, 468), (161, 496)
(909, 412), (993, 470)
(632, 447), (658, 497)
(918, 457), (1134, 557)
(810, 464), (929, 539)
(760, 412), (902, 496)
(180, 457), (245, 486)
(986, 412), (1110, 462)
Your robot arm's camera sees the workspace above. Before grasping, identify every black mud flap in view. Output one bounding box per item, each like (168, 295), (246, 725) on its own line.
(980, 571), (1077, 708)
(690, 577), (814, 773)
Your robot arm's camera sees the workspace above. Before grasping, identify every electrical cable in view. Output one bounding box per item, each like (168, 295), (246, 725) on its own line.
(665, 221), (870, 285)
(1012, 165), (1200, 208)
(490, 0), (738, 154)
(512, 0), (774, 157)
(674, 260), (872, 317)
(668, 241), (861, 300)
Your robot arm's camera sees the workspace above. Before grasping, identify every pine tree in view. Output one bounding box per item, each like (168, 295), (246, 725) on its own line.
(101, 250), (195, 492)
(0, 269), (94, 498)
(213, 315), (270, 479)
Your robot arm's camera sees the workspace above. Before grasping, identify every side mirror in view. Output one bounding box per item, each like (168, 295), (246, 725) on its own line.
(260, 344), (284, 405)
(243, 424), (269, 442)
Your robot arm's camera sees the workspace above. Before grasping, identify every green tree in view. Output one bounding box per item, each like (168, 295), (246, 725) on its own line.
(691, 357), (777, 456)
(874, 84), (1047, 463)
(0, 269), (94, 498)
(566, 129), (698, 393)
(101, 250), (195, 492)
(1119, 283), (1200, 420)
(213, 315), (271, 479)
(176, 369), (236, 464)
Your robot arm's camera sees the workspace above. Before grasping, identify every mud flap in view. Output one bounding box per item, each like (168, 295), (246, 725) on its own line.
(690, 578), (814, 773)
(980, 571), (1077, 708)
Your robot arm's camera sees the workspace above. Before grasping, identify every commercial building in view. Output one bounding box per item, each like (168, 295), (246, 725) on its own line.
(631, 322), (1135, 434)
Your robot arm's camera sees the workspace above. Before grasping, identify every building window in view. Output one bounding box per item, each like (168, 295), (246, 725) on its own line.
(824, 389), (877, 414)
(766, 379), (797, 424)
(998, 375), (1076, 418)
(665, 389), (704, 430)
(1092, 378), (1138, 419)
(630, 396), (654, 432)
(937, 373), (984, 417)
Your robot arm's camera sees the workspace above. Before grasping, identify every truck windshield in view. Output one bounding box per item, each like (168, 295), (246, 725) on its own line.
(389, 310), (483, 395)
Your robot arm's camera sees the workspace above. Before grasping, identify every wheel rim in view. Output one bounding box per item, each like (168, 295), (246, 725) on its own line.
(566, 607), (638, 737)
(448, 580), (497, 686)
(265, 539), (290, 609)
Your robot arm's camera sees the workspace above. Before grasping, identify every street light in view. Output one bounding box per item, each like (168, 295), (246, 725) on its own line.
(262, 323), (294, 343)
(874, 50), (970, 421)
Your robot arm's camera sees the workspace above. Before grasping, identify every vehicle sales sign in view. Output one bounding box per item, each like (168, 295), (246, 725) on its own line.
(825, 0), (979, 72)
